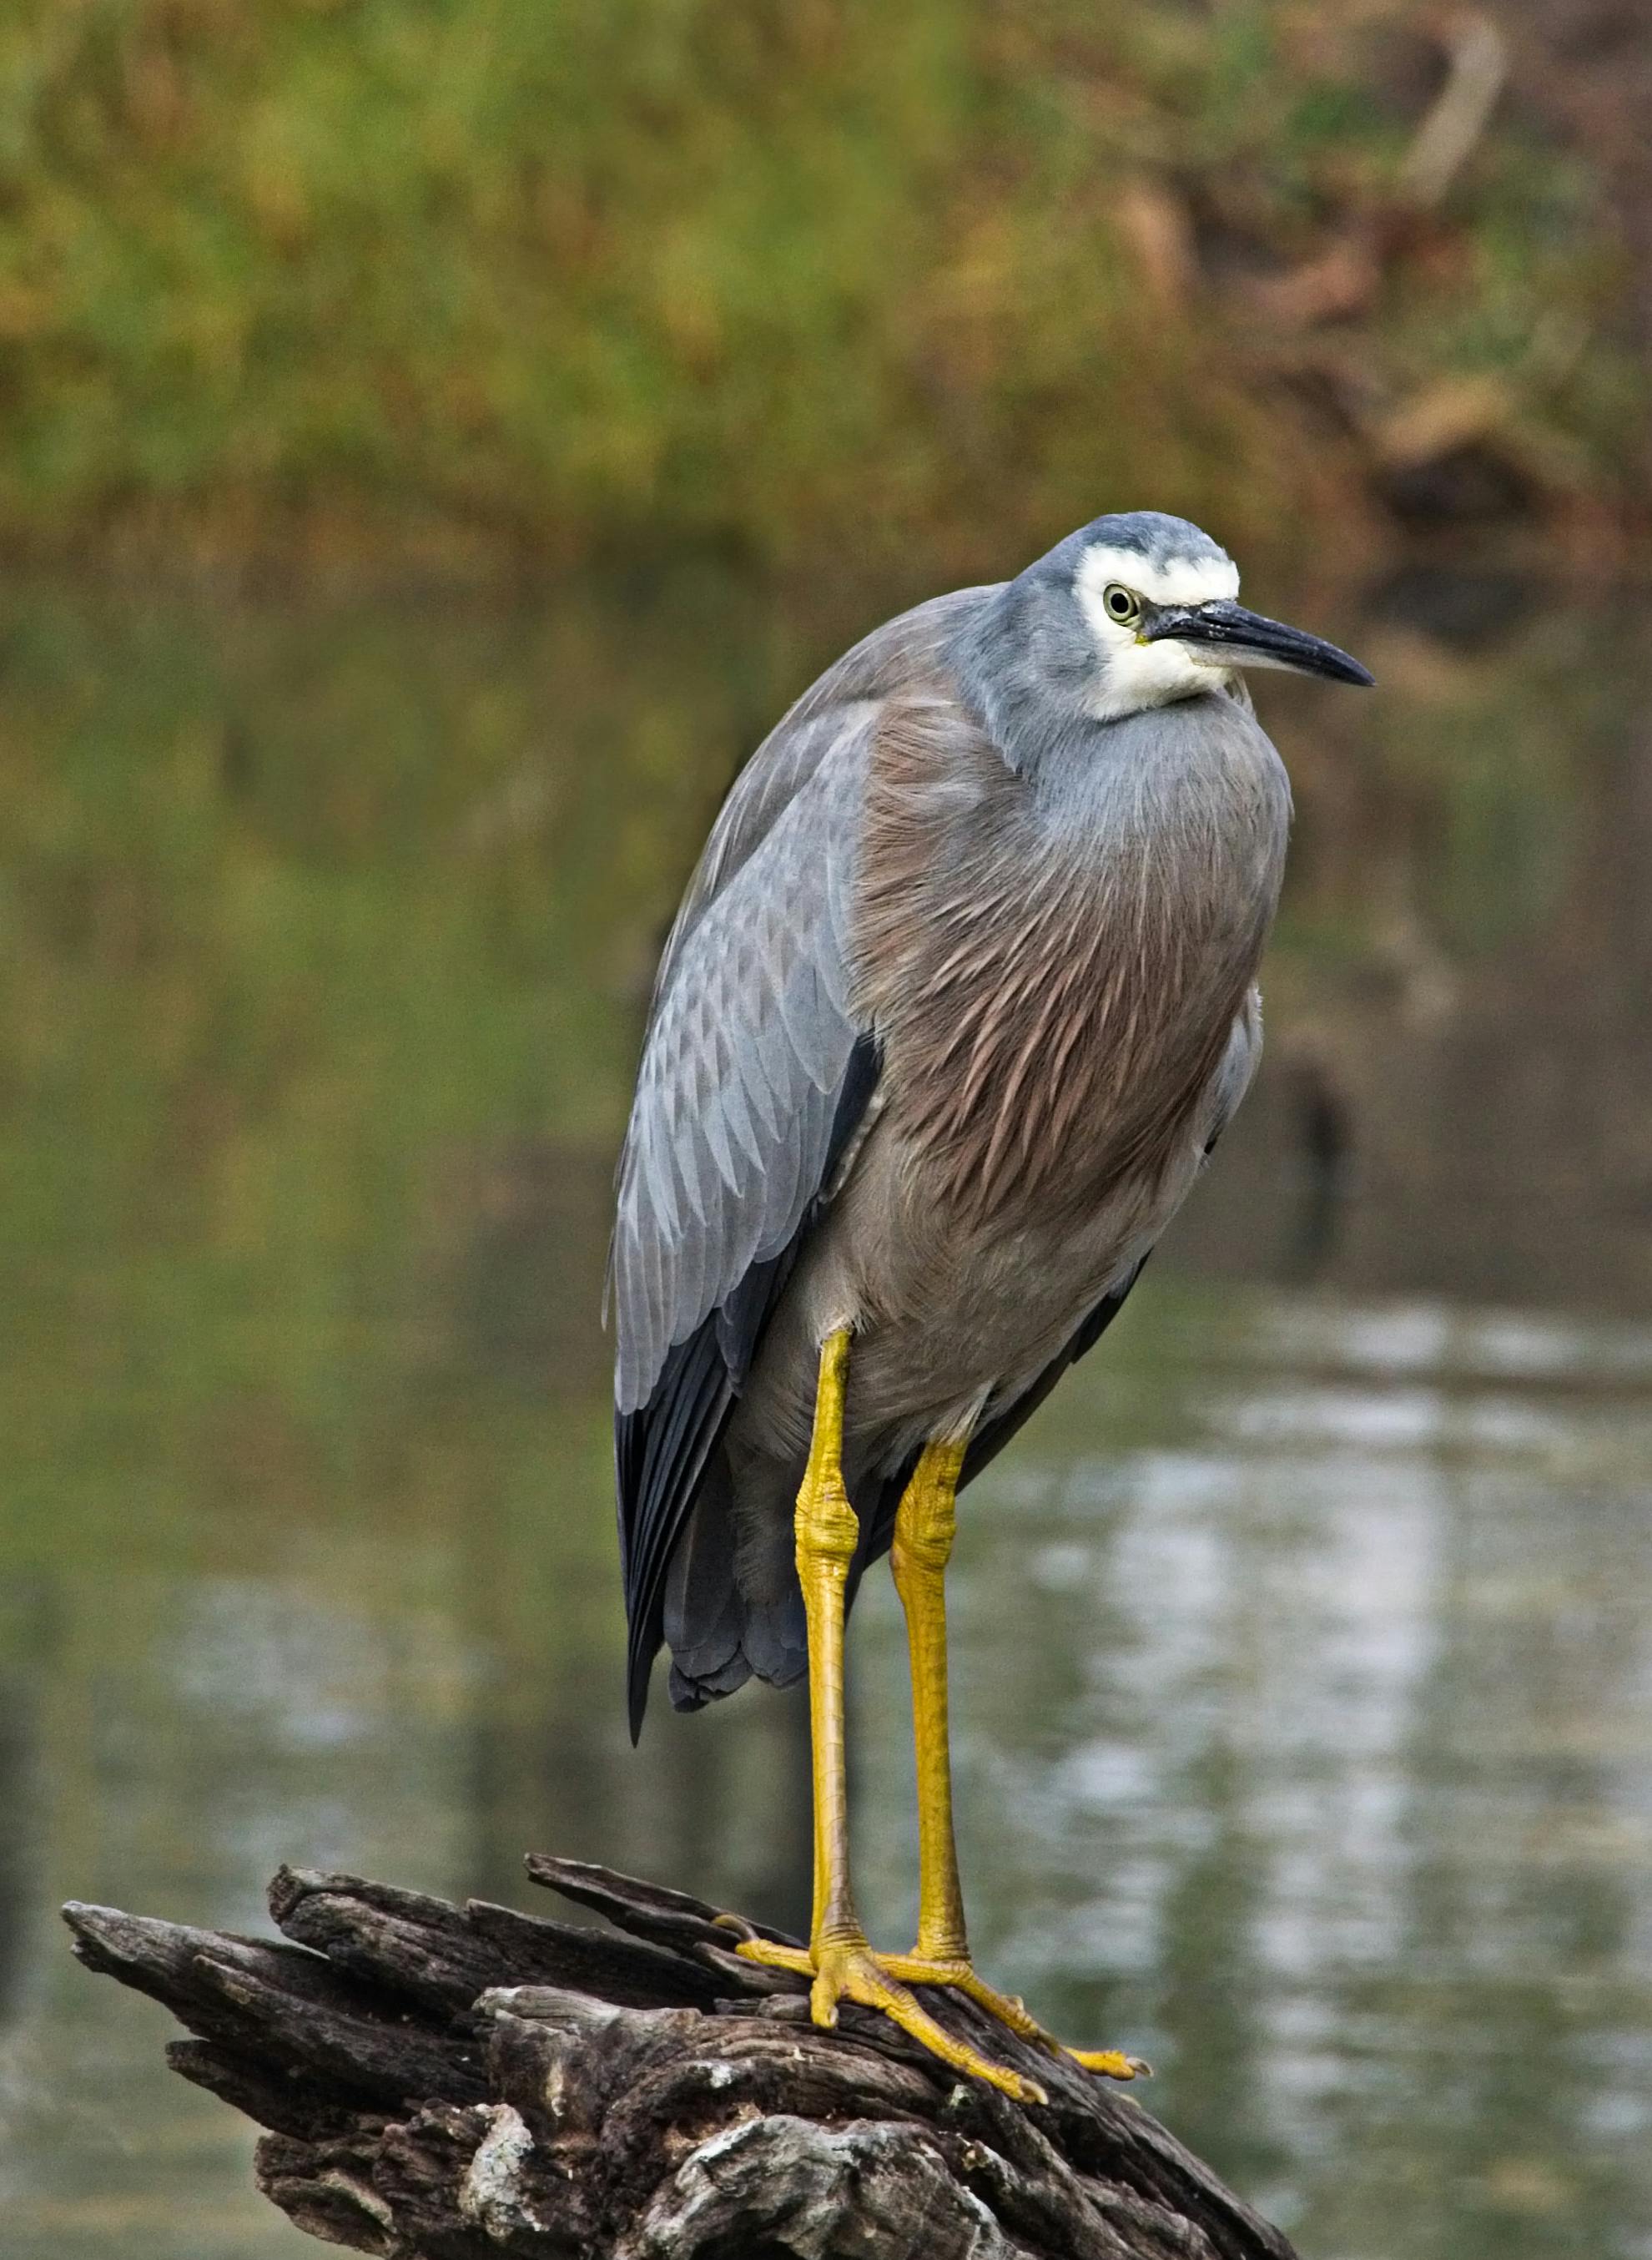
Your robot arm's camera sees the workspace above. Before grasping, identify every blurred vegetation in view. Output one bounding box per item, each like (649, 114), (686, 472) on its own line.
(0, 0), (1639, 584)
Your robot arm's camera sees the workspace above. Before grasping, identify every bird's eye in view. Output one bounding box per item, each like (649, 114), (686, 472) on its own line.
(1103, 584), (1142, 626)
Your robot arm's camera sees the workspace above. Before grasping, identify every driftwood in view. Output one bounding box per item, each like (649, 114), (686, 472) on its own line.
(63, 1854), (1298, 2260)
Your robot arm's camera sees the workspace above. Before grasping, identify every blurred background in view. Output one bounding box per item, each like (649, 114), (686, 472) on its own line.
(1, 3), (1651, 2255)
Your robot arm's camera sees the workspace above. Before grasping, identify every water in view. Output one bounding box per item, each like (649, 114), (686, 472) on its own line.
(1, 567), (1649, 2257)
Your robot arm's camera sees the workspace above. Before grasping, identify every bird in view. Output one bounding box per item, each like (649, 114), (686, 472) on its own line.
(609, 511), (1372, 2103)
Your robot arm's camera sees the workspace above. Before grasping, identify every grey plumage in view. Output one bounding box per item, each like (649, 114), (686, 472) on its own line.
(612, 512), (1369, 1734)
(612, 604), (963, 1415)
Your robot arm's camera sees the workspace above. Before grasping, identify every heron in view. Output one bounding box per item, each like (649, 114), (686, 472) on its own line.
(610, 512), (1372, 2102)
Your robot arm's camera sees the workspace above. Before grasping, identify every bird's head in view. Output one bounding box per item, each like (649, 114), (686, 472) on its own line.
(1007, 512), (1372, 728)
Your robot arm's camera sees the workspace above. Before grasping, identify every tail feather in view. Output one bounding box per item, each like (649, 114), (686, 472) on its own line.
(660, 1458), (808, 1712)
(731, 1588), (807, 1690)
(667, 1653), (752, 1709)
(662, 1459), (743, 1683)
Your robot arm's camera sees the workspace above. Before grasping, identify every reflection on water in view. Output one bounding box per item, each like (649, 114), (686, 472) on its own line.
(859, 1295), (1652, 2257)
(0, 572), (1649, 2257)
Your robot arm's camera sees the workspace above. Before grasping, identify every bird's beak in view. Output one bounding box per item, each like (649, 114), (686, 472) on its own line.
(1143, 599), (1373, 687)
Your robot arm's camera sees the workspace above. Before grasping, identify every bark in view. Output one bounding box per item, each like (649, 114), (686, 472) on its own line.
(63, 1854), (1299, 2260)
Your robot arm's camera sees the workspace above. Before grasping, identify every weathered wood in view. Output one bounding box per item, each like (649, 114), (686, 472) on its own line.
(63, 1856), (1300, 2260)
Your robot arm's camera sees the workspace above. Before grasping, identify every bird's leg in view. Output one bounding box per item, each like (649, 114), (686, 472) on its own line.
(795, 1325), (859, 1952)
(874, 1440), (1146, 2085)
(890, 1439), (975, 1962)
(735, 1333), (1045, 2103)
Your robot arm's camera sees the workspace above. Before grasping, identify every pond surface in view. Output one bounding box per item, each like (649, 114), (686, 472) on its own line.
(0, 566), (1649, 2258)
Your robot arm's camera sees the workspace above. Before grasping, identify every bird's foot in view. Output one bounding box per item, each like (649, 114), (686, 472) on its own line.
(881, 1953), (1149, 2083)
(735, 1935), (1146, 2099)
(737, 1932), (1045, 2102)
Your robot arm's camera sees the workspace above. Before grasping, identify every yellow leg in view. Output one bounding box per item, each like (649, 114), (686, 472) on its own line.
(796, 1326), (859, 1950)
(882, 1440), (1144, 2084)
(736, 1334), (1046, 2103)
(893, 1440), (971, 1961)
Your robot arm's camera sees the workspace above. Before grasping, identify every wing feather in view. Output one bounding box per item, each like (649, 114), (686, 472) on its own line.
(612, 588), (995, 1733)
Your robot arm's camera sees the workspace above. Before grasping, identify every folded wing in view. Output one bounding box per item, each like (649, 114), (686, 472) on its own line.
(612, 591), (993, 1732)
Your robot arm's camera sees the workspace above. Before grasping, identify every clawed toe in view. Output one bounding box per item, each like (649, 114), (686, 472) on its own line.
(733, 1935), (1141, 2094)
(874, 1952), (1144, 2082)
(1067, 2046), (1150, 2081)
(737, 1935), (1045, 2103)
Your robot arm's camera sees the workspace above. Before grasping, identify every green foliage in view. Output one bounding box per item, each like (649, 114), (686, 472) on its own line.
(0, 1), (1634, 576)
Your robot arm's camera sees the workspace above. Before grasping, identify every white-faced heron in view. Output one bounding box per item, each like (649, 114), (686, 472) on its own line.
(611, 511), (1372, 2101)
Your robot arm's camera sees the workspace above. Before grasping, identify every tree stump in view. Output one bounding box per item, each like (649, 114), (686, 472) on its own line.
(63, 1855), (1299, 2259)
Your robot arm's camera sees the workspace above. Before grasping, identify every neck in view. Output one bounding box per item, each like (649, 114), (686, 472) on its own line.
(951, 580), (1226, 782)
(949, 580), (1101, 779)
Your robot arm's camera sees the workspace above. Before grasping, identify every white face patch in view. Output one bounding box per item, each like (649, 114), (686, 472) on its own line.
(1077, 543), (1240, 610)
(1075, 540), (1242, 720)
